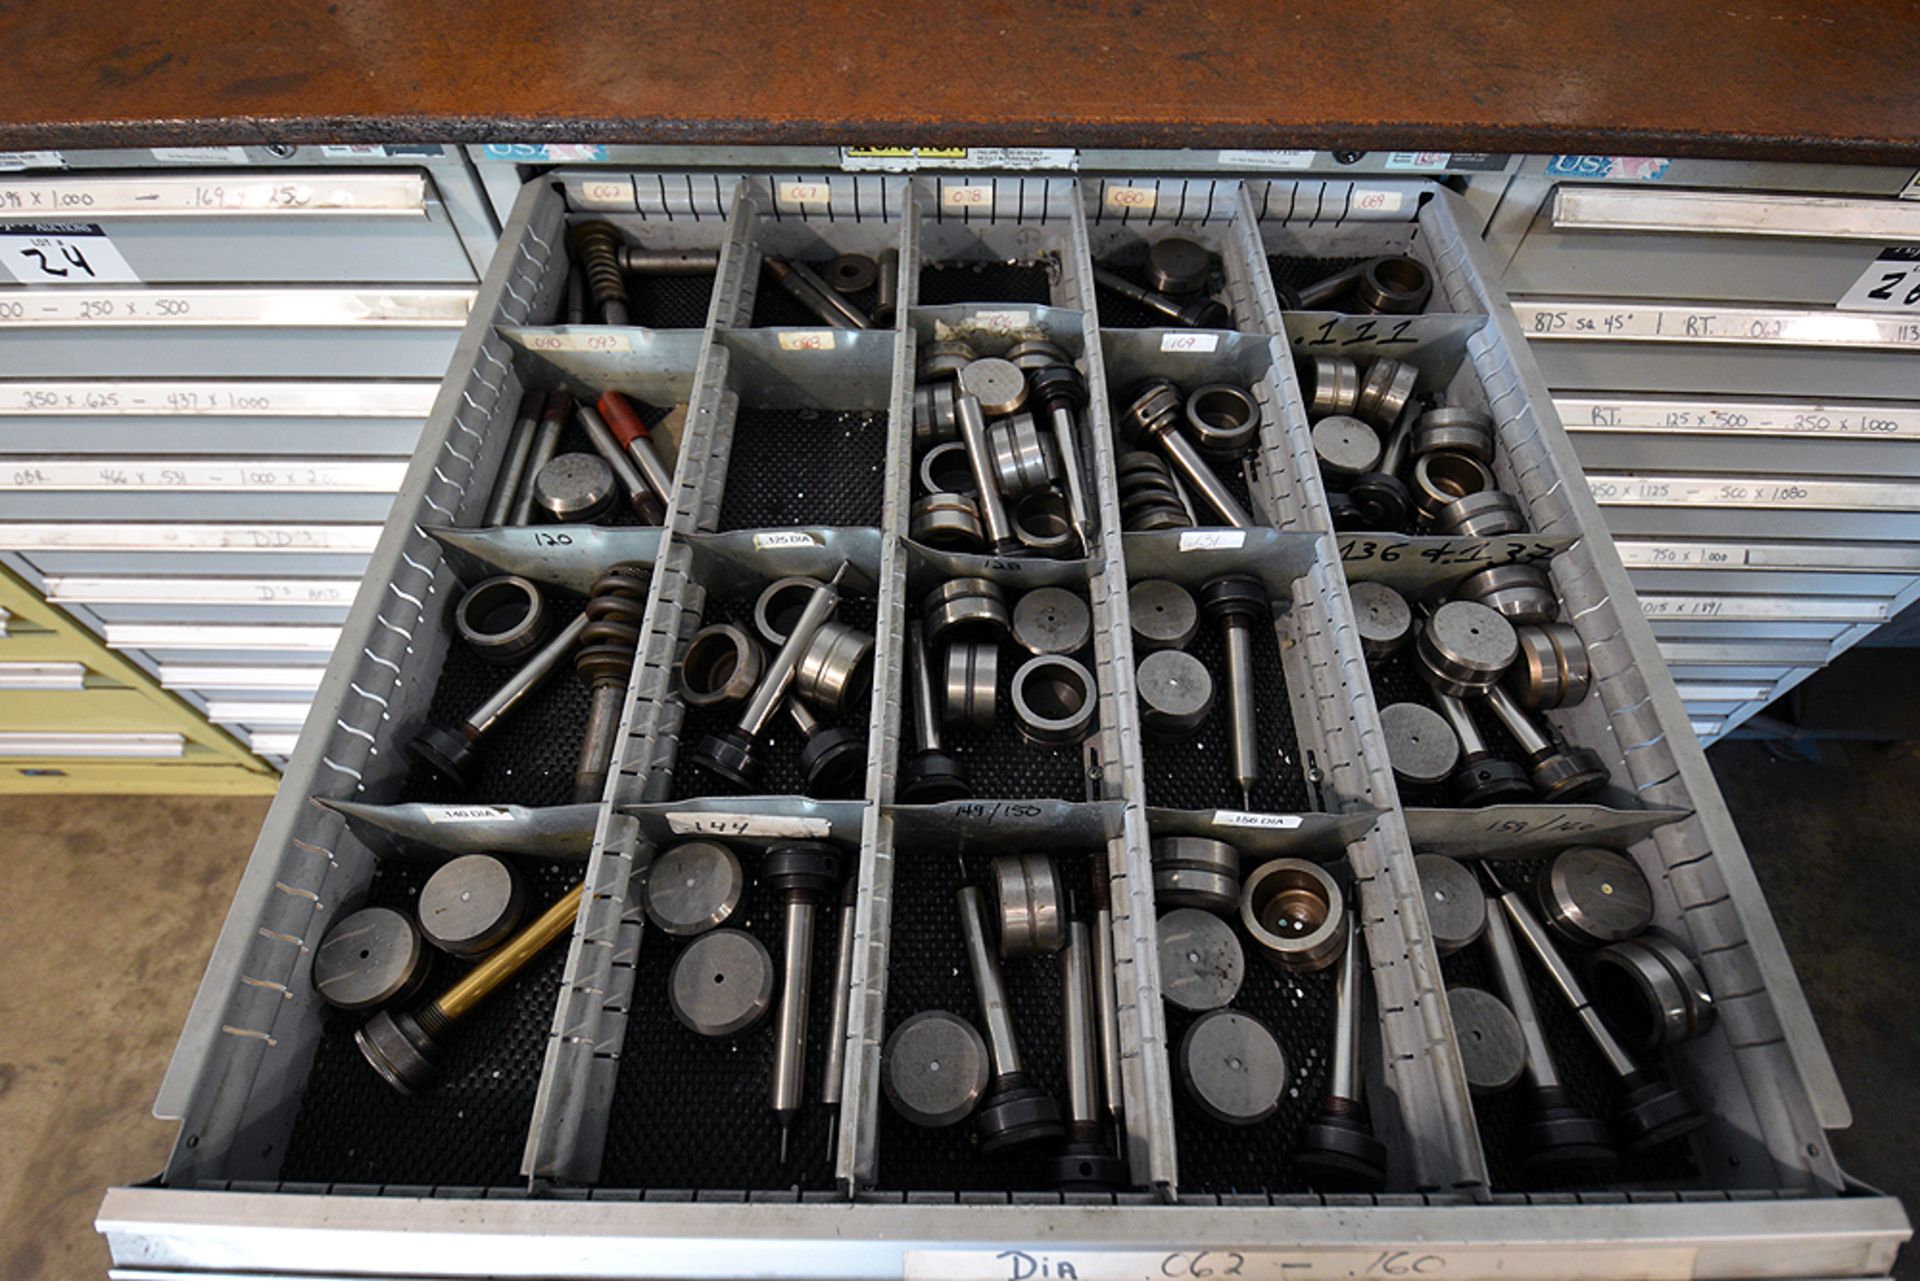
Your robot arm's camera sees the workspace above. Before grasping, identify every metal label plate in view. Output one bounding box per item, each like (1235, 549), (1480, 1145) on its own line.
(1513, 300), (1920, 349)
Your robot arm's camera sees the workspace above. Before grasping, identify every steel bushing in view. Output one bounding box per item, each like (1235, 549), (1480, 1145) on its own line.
(1004, 338), (1072, 371)
(533, 452), (618, 522)
(1413, 406), (1495, 463)
(827, 253), (877, 293)
(1432, 490), (1527, 539)
(1537, 846), (1655, 947)
(914, 379), (960, 445)
(987, 412), (1058, 496)
(958, 357), (1030, 416)
(1355, 255), (1433, 315)
(1353, 358), (1419, 430)
(644, 839), (745, 936)
(1312, 415), (1382, 483)
(1588, 936), (1716, 1051)
(1151, 836), (1241, 916)
(669, 928), (774, 1037)
(943, 640), (999, 731)
(1381, 701), (1460, 786)
(1306, 355), (1361, 419)
(1506, 622), (1590, 709)
(1412, 452), (1497, 522)
(919, 439), (976, 496)
(883, 1010), (991, 1127)
(419, 854), (525, 958)
(679, 623), (766, 708)
(1416, 599), (1518, 697)
(1010, 654), (1097, 746)
(1178, 1009), (1287, 1126)
(312, 906), (431, 1011)
(1457, 563), (1558, 625)
(911, 492), (986, 552)
(755, 575), (828, 646)
(992, 853), (1065, 957)
(793, 620), (875, 714)
(1130, 578), (1200, 652)
(1117, 451), (1191, 531)
(455, 575), (551, 666)
(1146, 237), (1213, 297)
(1158, 908), (1245, 1012)
(923, 577), (1011, 647)
(918, 339), (978, 382)
(1240, 858), (1346, 973)
(1351, 581), (1414, 660)
(1013, 490), (1075, 556)
(1012, 587), (1092, 656)
(1184, 384), (1260, 460)
(1414, 854), (1486, 956)
(1137, 649), (1214, 737)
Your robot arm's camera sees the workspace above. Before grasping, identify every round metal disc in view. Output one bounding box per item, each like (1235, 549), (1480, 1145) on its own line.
(532, 452), (616, 521)
(826, 253), (878, 293)
(1130, 579), (1200, 652)
(1448, 986), (1527, 1095)
(669, 929), (774, 1038)
(1011, 587), (1093, 656)
(645, 840), (745, 936)
(882, 1010), (992, 1127)
(1178, 1009), (1287, 1126)
(1350, 581), (1413, 660)
(418, 854), (525, 957)
(1414, 854), (1487, 956)
(1539, 846), (1654, 946)
(957, 357), (1029, 416)
(1157, 909), (1245, 1012)
(1380, 702), (1461, 786)
(312, 906), (428, 1011)
(1137, 649), (1214, 737)
(1427, 600), (1519, 671)
(1146, 237), (1212, 296)
(1312, 416), (1383, 478)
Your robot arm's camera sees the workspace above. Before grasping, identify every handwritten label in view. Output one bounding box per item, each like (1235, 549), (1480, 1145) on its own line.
(0, 286), (472, 328)
(1215, 149), (1316, 170)
(575, 178), (637, 209)
(1105, 185), (1157, 212)
(423, 806), (515, 824)
(1837, 246), (1920, 314)
(951, 801), (1046, 822)
(0, 460), (404, 492)
(665, 811), (833, 839)
(1585, 472), (1920, 511)
(1179, 530), (1245, 551)
(777, 329), (836, 351)
(753, 530), (818, 549)
(1337, 536), (1563, 568)
(520, 329), (633, 353)
(1351, 189), (1405, 214)
(970, 309), (1031, 332)
(0, 174), (426, 215)
(0, 223), (138, 285)
(1481, 811), (1598, 838)
(904, 1246), (1696, 1281)
(942, 184), (995, 209)
(1160, 332), (1220, 352)
(1556, 395), (1920, 438)
(1289, 314), (1425, 348)
(1512, 301), (1920, 349)
(1212, 811), (1303, 830)
(0, 380), (436, 418)
(778, 180), (832, 206)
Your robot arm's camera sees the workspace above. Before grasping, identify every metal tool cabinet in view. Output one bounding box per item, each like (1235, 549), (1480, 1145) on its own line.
(1478, 157), (1920, 741)
(97, 167), (1909, 1280)
(0, 147), (494, 772)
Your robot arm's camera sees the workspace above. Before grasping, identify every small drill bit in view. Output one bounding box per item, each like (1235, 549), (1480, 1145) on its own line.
(1241, 782), (1253, 810)
(779, 1121), (791, 1165)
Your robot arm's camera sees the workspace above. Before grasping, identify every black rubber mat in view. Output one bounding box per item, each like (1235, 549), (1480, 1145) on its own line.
(626, 272), (718, 330)
(1439, 880), (1702, 1193)
(669, 588), (879, 802)
(750, 260), (880, 329)
(597, 838), (851, 1192)
(877, 847), (1110, 1191)
(1267, 253), (1370, 301)
(918, 260), (1056, 306)
(716, 407), (887, 532)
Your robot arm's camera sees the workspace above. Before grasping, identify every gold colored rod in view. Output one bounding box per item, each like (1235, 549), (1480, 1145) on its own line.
(432, 883), (584, 1023)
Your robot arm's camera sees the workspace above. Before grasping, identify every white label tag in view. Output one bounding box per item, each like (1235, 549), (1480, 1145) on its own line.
(1159, 331), (1220, 352)
(1179, 530), (1246, 551)
(1352, 189), (1406, 214)
(905, 1247), (1696, 1281)
(1211, 811), (1303, 829)
(149, 146), (251, 164)
(753, 530), (818, 549)
(1105, 185), (1157, 212)
(942, 184), (995, 209)
(0, 151), (64, 172)
(839, 146), (1077, 172)
(965, 147), (1079, 171)
(576, 177), (636, 209)
(1215, 149), (1316, 169)
(519, 329), (632, 353)
(423, 806), (515, 824)
(1837, 247), (1920, 313)
(1385, 151), (1453, 170)
(777, 180), (833, 206)
(777, 330), (836, 351)
(666, 811), (833, 839)
(971, 309), (1030, 332)
(319, 145), (386, 158)
(0, 223), (139, 284)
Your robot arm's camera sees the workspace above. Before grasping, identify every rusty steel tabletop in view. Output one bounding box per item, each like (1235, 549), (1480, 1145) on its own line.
(0, 0), (1916, 163)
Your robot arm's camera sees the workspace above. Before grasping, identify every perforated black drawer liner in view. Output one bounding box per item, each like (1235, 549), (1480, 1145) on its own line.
(715, 408), (887, 532)
(918, 260), (1056, 306)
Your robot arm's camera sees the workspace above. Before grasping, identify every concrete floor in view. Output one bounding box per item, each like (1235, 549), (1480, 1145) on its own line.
(1, 746), (1914, 1278)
